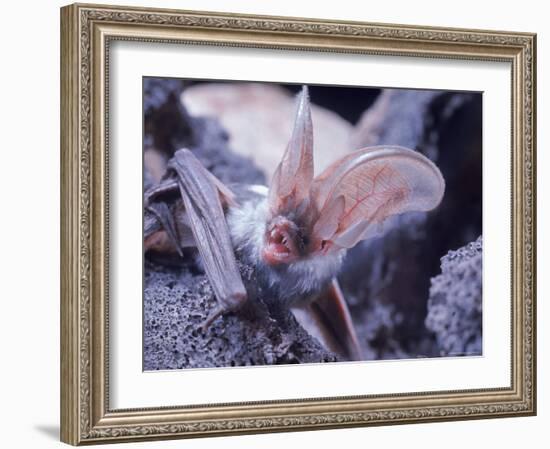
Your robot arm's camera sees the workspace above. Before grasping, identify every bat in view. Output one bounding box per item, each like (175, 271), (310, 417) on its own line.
(144, 86), (445, 361)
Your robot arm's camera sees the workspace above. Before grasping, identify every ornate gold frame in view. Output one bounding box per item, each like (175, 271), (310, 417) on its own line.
(60, 2), (536, 445)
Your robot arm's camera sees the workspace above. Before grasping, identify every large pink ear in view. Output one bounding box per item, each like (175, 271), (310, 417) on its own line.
(310, 146), (445, 252)
(268, 86), (314, 217)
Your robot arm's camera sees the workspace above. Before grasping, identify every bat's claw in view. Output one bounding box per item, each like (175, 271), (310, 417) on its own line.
(201, 289), (248, 332)
(201, 305), (226, 332)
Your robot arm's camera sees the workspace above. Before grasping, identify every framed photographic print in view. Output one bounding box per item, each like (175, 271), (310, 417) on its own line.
(60, 3), (537, 445)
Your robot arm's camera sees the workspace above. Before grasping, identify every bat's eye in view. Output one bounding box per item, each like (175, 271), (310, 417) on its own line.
(298, 233), (310, 251)
(319, 239), (334, 254)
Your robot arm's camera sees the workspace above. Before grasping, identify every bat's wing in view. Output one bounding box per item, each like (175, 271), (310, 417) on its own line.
(309, 145), (445, 254)
(144, 159), (237, 255)
(144, 201), (186, 257)
(145, 149), (247, 325)
(291, 278), (362, 361)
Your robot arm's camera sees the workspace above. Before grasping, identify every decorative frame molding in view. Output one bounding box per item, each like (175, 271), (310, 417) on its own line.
(60, 3), (536, 445)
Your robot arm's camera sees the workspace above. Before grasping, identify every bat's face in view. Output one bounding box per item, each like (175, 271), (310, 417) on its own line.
(261, 208), (324, 265)
(262, 215), (310, 265)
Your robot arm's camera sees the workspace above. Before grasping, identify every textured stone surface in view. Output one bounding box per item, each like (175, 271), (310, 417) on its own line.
(425, 237), (483, 356)
(144, 261), (336, 370)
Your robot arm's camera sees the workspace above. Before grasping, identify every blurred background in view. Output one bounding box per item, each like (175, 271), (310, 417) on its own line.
(143, 78), (483, 369)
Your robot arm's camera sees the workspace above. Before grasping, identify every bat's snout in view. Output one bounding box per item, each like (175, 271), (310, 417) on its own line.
(262, 217), (302, 265)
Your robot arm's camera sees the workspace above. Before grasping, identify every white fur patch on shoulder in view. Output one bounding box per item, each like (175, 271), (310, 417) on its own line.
(247, 185), (268, 196)
(226, 197), (268, 264)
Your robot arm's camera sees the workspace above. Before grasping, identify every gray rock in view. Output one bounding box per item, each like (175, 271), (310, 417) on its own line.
(144, 261), (336, 370)
(425, 236), (483, 356)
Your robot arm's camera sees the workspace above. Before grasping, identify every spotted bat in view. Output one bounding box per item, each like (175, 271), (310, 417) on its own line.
(144, 86), (445, 361)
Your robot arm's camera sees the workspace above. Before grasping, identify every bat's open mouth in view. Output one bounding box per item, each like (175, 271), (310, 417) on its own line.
(262, 219), (299, 265)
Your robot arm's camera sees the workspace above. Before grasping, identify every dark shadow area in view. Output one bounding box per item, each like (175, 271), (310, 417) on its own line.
(34, 424), (59, 441)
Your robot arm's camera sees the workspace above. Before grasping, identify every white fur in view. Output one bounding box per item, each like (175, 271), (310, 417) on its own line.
(226, 187), (345, 306)
(226, 188), (268, 261)
(247, 184), (269, 196)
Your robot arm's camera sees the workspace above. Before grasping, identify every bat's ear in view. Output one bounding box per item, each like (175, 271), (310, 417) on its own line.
(268, 86), (314, 217)
(310, 146), (445, 253)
